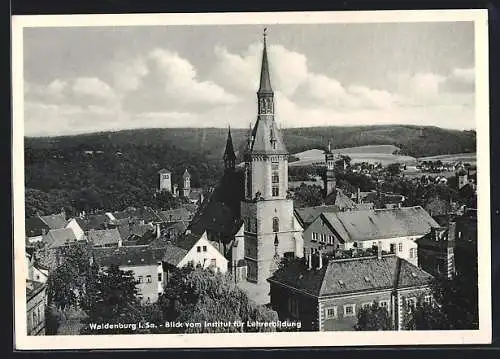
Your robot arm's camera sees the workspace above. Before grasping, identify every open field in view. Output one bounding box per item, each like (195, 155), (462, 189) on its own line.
(290, 146), (417, 167)
(417, 153), (476, 164)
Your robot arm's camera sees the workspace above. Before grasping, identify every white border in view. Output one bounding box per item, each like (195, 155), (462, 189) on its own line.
(12, 10), (491, 349)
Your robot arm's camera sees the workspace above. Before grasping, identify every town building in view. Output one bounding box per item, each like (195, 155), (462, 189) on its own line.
(91, 245), (167, 303)
(416, 223), (456, 279)
(162, 230), (229, 281)
(88, 228), (123, 248)
(268, 250), (434, 331)
(26, 251), (47, 336)
(303, 206), (440, 267)
(158, 168), (173, 193)
(26, 280), (47, 335)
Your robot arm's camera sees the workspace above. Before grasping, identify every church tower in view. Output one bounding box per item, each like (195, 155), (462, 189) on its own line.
(240, 30), (303, 303)
(324, 142), (336, 196)
(182, 169), (191, 198)
(223, 127), (236, 173)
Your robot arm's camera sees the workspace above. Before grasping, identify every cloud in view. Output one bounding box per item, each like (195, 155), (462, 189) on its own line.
(122, 48), (240, 113)
(25, 77), (118, 106)
(451, 67), (474, 84)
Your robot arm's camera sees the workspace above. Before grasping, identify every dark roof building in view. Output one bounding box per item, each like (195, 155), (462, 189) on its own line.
(295, 205), (340, 229)
(92, 246), (166, 267)
(25, 217), (50, 238)
(42, 228), (79, 249)
(268, 254), (434, 331)
(158, 207), (194, 223)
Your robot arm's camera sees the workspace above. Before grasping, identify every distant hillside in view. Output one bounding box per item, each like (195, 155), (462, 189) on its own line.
(26, 125), (476, 159)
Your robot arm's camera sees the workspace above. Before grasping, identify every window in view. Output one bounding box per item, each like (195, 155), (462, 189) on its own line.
(448, 248), (453, 255)
(138, 276), (143, 283)
(203, 246), (207, 252)
(390, 243), (396, 253)
(344, 304), (356, 317)
(197, 246), (201, 252)
(272, 174), (280, 184)
(398, 243), (403, 252)
(325, 306), (337, 319)
(271, 162), (279, 171)
(424, 295), (432, 305)
(146, 275), (152, 283)
(312, 232), (318, 241)
(406, 297), (416, 312)
(158, 273), (162, 282)
(409, 248), (416, 259)
(272, 186), (279, 197)
(328, 235), (334, 245)
(379, 300), (389, 308)
(361, 302), (372, 309)
(210, 258), (216, 267)
(33, 312), (37, 326)
(273, 217), (280, 233)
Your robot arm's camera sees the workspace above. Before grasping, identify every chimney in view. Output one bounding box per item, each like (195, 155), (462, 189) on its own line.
(377, 241), (382, 259)
(156, 223), (161, 239)
(318, 250), (323, 270)
(357, 187), (361, 204)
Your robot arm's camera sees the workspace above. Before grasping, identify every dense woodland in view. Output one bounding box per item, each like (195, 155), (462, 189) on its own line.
(24, 125), (476, 217)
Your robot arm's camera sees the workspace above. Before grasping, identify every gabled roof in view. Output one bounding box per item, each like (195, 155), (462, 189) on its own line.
(162, 244), (189, 267)
(268, 255), (433, 298)
(295, 205), (340, 227)
(321, 206), (439, 242)
(40, 213), (67, 229)
(88, 228), (122, 246)
(43, 228), (78, 248)
(25, 216), (50, 237)
(324, 189), (358, 210)
(92, 246), (166, 267)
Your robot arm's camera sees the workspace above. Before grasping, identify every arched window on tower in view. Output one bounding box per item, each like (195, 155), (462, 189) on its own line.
(273, 217), (279, 233)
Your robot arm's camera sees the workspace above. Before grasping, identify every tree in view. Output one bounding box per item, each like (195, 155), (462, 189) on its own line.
(46, 243), (92, 318)
(403, 273), (478, 330)
(355, 301), (393, 331)
(80, 264), (147, 334)
(292, 184), (324, 208)
(386, 163), (402, 177)
(159, 266), (279, 333)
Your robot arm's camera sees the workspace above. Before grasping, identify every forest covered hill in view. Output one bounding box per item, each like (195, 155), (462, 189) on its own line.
(24, 125), (475, 217)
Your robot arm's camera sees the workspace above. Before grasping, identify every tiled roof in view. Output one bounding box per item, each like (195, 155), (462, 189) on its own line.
(40, 213), (67, 229)
(268, 255), (433, 298)
(43, 228), (78, 248)
(324, 189), (358, 210)
(188, 170), (244, 240)
(88, 228), (122, 246)
(295, 205), (340, 227)
(162, 244), (189, 266)
(321, 206), (439, 242)
(158, 207), (193, 222)
(26, 279), (46, 301)
(25, 217), (50, 237)
(92, 246), (166, 267)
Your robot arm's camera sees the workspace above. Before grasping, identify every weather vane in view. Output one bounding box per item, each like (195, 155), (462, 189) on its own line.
(264, 27), (268, 38)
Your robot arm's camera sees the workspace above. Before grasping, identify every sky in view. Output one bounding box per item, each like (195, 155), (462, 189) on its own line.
(22, 21), (476, 137)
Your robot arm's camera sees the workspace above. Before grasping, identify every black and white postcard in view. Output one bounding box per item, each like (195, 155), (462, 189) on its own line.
(12, 10), (491, 349)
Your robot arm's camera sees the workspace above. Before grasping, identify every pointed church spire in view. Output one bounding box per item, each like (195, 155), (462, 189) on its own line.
(258, 28), (273, 94)
(223, 126), (236, 171)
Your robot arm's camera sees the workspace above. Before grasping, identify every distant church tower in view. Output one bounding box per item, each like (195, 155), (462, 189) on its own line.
(182, 169), (191, 198)
(223, 127), (236, 173)
(457, 168), (468, 190)
(324, 142), (336, 196)
(158, 169), (172, 193)
(240, 30), (304, 302)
